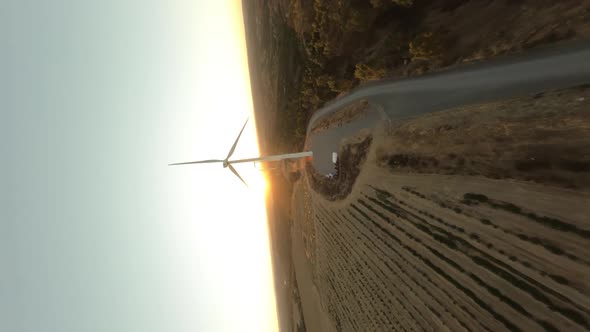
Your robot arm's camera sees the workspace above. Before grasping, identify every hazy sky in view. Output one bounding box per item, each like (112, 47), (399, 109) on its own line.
(3, 1), (278, 331)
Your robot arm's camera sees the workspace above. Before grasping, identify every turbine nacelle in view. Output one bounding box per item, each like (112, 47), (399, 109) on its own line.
(169, 118), (250, 187)
(169, 118), (313, 188)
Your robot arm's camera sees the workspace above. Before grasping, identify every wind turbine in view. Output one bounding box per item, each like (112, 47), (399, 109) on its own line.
(169, 118), (313, 187)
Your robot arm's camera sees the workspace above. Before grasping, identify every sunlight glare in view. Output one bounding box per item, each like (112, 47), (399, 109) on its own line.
(160, 1), (278, 331)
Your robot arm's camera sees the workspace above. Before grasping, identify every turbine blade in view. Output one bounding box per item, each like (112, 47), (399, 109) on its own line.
(228, 164), (248, 187)
(226, 118), (249, 160)
(168, 159), (223, 166)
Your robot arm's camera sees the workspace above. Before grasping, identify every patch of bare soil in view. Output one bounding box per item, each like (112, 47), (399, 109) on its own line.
(310, 99), (370, 134)
(306, 133), (373, 201)
(377, 85), (590, 190)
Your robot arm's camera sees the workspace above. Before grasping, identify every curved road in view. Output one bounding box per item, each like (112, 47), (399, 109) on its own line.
(307, 41), (590, 174)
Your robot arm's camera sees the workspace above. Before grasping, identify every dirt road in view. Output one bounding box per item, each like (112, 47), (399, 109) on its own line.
(308, 41), (590, 174)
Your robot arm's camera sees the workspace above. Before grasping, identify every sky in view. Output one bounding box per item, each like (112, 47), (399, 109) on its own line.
(2, 1), (278, 331)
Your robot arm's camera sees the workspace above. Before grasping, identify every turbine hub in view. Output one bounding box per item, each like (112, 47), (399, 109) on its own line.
(223, 160), (229, 168)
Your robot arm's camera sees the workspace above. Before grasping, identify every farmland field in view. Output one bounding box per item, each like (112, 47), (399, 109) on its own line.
(290, 87), (590, 331)
(293, 168), (590, 331)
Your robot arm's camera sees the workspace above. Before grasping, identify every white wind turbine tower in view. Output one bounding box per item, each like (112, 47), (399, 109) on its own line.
(169, 118), (313, 187)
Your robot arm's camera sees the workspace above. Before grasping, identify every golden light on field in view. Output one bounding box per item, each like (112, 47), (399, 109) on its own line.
(160, 0), (278, 331)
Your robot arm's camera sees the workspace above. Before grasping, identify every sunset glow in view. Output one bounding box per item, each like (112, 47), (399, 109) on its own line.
(161, 1), (278, 331)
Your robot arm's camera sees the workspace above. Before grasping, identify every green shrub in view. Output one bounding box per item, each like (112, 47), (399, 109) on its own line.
(354, 63), (386, 81)
(328, 79), (354, 93)
(409, 32), (443, 60)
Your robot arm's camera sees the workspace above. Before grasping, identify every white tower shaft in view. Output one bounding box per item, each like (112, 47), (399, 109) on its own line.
(228, 151), (313, 165)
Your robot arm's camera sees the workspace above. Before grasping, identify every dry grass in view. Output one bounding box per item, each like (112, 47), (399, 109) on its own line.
(310, 99), (370, 134)
(376, 85), (590, 190)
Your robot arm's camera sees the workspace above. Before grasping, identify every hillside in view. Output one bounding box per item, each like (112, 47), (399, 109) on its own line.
(244, 0), (590, 152)
(291, 86), (590, 331)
